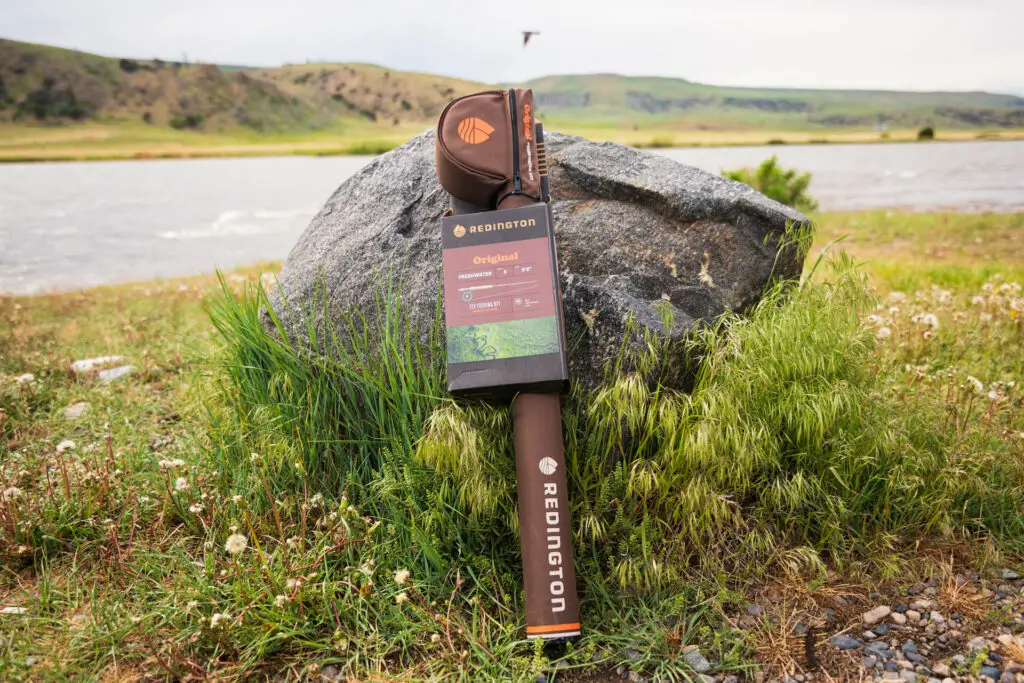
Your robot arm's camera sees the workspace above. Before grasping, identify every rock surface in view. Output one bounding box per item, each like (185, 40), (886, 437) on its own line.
(266, 131), (809, 389)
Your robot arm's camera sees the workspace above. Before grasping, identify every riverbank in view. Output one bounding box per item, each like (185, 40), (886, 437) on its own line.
(2, 212), (1023, 681)
(2, 121), (1023, 162)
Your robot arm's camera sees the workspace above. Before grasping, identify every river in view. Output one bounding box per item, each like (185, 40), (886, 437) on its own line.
(1, 140), (1022, 294)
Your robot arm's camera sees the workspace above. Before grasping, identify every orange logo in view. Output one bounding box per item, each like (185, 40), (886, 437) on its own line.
(457, 117), (495, 144)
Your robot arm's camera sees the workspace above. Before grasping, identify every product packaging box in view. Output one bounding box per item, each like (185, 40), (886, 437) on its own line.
(441, 202), (569, 397)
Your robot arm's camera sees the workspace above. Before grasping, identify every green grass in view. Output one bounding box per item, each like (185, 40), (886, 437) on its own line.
(2, 214), (1023, 680)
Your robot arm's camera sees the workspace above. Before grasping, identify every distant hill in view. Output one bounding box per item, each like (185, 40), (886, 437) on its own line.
(524, 74), (1024, 129)
(2, 38), (1023, 134)
(0, 38), (483, 132)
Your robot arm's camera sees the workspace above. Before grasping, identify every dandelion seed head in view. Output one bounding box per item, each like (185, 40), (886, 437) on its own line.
(210, 612), (231, 628)
(394, 569), (411, 585)
(174, 477), (189, 492)
(231, 495), (243, 504)
(185, 600), (198, 611)
(972, 295), (986, 305)
(56, 440), (76, 454)
(431, 633), (441, 643)
(876, 327), (892, 339)
(2, 487), (24, 501)
(967, 376), (985, 394)
(395, 592), (409, 605)
(224, 533), (248, 555)
(274, 594), (290, 608)
(888, 291), (907, 302)
(189, 503), (203, 514)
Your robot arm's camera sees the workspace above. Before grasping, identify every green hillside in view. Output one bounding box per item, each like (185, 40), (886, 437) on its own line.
(524, 73), (1024, 130)
(0, 38), (483, 132)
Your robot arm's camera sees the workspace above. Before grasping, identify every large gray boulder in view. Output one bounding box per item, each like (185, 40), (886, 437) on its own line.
(266, 131), (809, 389)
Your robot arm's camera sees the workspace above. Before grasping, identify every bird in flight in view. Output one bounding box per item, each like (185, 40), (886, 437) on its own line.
(522, 31), (540, 48)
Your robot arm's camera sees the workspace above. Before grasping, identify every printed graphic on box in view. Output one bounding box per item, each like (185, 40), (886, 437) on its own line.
(442, 235), (559, 362)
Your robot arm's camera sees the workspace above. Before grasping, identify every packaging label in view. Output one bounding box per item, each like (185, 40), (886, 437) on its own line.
(442, 205), (561, 364)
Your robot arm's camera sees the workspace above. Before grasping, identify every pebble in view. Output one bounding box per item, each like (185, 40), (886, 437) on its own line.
(864, 631), (878, 640)
(1001, 673), (1016, 683)
(906, 610), (922, 623)
(902, 641), (918, 654)
(747, 604), (764, 617)
(929, 611), (945, 624)
(894, 604), (909, 614)
(70, 356), (123, 373)
(622, 647), (642, 662)
(683, 648), (711, 673)
(907, 653), (927, 665)
(980, 667), (1003, 681)
(15, 373), (35, 384)
(875, 624), (890, 636)
(863, 656), (878, 668)
(899, 671), (917, 683)
(98, 365), (135, 383)
(882, 673), (901, 681)
(968, 637), (990, 652)
(320, 665), (341, 681)
(616, 666), (625, 676)
(1, 607), (28, 615)
(885, 661), (900, 672)
(832, 635), (862, 650)
(864, 606), (892, 625)
(931, 664), (951, 677)
(911, 599), (935, 612)
(892, 613), (908, 625)
(1002, 568), (1021, 580)
(62, 402), (90, 420)
(628, 672), (647, 683)
(723, 677), (739, 683)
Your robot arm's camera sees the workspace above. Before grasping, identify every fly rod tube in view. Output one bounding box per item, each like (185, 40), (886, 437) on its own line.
(511, 392), (580, 639)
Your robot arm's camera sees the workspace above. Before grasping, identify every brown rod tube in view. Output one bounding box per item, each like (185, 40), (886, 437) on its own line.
(511, 392), (580, 639)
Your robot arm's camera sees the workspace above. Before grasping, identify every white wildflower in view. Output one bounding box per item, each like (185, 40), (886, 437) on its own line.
(286, 577), (302, 590)
(971, 295), (986, 305)
(15, 373), (36, 384)
(56, 440), (76, 454)
(138, 496), (150, 504)
(980, 312), (993, 322)
(431, 633), (441, 643)
(865, 314), (883, 326)
(174, 477), (189, 492)
(966, 376), (984, 394)
(286, 536), (300, 548)
(987, 390), (1002, 401)
(912, 313), (940, 329)
(250, 452), (262, 465)
(224, 534), (248, 555)
(2, 487), (24, 501)
(876, 327), (892, 339)
(394, 568), (411, 585)
(998, 282), (1021, 294)
(189, 503), (204, 514)
(231, 495), (243, 504)
(983, 283), (995, 293)
(936, 289), (952, 304)
(210, 612), (231, 628)
(185, 600), (199, 611)
(888, 291), (907, 302)
(274, 594), (290, 608)
(395, 592), (409, 605)
(923, 330), (935, 340)
(888, 306), (900, 315)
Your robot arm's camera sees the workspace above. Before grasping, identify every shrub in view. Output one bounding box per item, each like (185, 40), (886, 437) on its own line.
(170, 113), (204, 129)
(119, 58), (140, 73)
(723, 156), (818, 213)
(14, 78), (91, 121)
(918, 126), (935, 140)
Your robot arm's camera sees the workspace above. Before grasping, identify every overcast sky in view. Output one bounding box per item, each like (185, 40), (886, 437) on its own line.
(4, 0), (1022, 94)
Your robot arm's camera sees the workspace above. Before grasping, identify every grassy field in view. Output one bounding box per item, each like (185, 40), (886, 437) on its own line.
(1, 212), (1023, 680)
(1, 122), (1022, 162)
